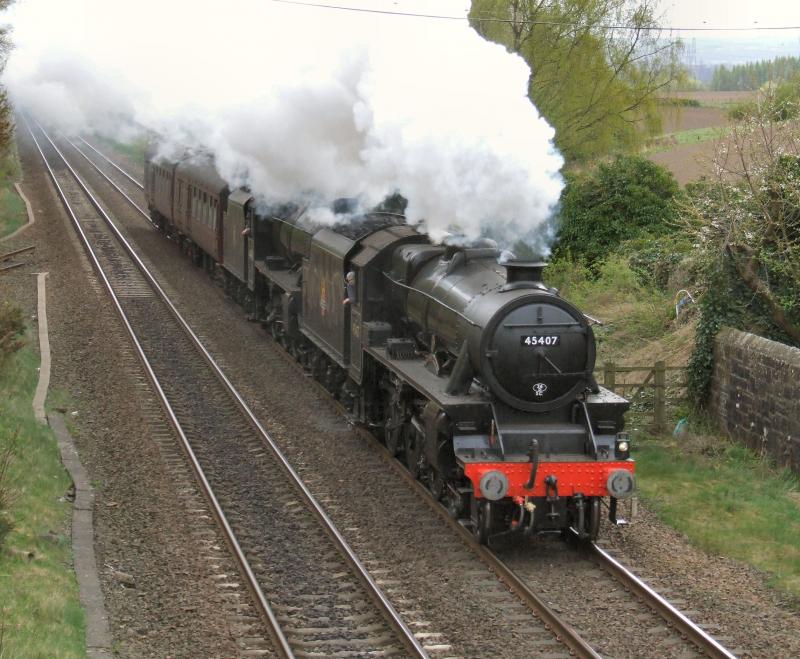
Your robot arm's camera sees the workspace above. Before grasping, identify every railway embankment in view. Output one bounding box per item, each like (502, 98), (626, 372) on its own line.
(0, 324), (86, 657)
(0, 152), (27, 241)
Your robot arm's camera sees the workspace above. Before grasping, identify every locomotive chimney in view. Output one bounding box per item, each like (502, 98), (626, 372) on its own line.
(503, 260), (547, 286)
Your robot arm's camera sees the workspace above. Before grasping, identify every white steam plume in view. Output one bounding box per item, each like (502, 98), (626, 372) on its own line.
(2, 0), (564, 247)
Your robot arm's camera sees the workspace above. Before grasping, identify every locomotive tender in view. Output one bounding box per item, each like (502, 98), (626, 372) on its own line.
(145, 150), (635, 543)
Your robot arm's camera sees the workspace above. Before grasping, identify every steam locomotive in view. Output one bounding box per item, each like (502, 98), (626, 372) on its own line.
(145, 150), (635, 543)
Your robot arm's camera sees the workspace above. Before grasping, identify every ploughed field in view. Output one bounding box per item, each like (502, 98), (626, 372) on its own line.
(648, 91), (755, 185)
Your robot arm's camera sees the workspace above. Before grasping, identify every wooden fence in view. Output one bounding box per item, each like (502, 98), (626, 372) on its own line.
(596, 361), (688, 433)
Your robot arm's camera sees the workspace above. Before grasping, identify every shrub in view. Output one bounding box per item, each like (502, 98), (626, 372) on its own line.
(728, 81), (800, 122)
(0, 302), (25, 370)
(553, 155), (681, 268)
(685, 147), (800, 403)
(0, 435), (16, 550)
(659, 97), (702, 108)
(623, 231), (698, 290)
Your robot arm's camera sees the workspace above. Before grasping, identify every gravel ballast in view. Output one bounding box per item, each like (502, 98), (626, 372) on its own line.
(10, 127), (247, 657)
(66, 134), (800, 658)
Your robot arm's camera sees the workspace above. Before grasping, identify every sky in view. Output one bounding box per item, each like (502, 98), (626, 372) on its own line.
(663, 0), (800, 31)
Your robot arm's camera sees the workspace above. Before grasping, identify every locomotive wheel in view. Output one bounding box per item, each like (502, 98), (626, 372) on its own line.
(475, 500), (493, 545)
(427, 469), (445, 501)
(586, 497), (601, 541)
(404, 428), (423, 478)
(385, 422), (402, 457)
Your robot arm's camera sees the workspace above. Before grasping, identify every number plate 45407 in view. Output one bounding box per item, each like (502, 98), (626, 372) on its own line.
(520, 335), (560, 347)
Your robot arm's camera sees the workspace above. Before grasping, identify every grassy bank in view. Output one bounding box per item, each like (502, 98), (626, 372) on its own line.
(92, 133), (147, 167)
(636, 433), (800, 601)
(0, 151), (24, 240)
(546, 256), (676, 364)
(0, 343), (86, 657)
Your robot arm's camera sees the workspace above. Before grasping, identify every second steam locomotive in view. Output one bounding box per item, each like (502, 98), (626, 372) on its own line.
(145, 150), (635, 543)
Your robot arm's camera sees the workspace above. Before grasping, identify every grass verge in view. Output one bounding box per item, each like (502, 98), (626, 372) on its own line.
(644, 126), (725, 154)
(0, 343), (86, 657)
(92, 133), (147, 168)
(0, 150), (24, 240)
(546, 256), (674, 363)
(635, 432), (800, 601)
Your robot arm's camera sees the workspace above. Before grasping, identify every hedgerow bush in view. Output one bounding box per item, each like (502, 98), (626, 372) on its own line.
(553, 155), (681, 268)
(0, 433), (16, 550)
(685, 141), (800, 403)
(728, 80), (800, 122)
(0, 302), (24, 371)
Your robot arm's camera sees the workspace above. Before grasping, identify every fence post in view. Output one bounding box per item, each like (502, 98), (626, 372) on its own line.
(603, 362), (615, 392)
(654, 361), (666, 433)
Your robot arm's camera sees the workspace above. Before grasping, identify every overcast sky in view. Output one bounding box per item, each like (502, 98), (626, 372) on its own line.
(371, 0), (800, 34)
(664, 0), (800, 30)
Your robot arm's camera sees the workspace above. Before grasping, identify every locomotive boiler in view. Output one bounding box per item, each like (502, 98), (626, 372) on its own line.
(145, 152), (636, 543)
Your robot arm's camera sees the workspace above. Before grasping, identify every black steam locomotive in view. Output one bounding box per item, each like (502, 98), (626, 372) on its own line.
(145, 150), (635, 542)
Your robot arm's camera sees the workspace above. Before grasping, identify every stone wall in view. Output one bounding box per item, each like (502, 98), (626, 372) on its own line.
(709, 328), (800, 472)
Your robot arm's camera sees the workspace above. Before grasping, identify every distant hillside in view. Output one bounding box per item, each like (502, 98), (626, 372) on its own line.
(710, 56), (800, 91)
(683, 34), (800, 68)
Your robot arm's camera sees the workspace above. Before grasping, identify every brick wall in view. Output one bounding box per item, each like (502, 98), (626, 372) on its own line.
(709, 328), (800, 472)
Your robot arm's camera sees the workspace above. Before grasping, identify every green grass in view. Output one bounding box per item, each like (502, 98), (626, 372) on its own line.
(670, 126), (723, 145)
(92, 133), (147, 167)
(0, 343), (86, 658)
(545, 256), (674, 362)
(0, 151), (25, 240)
(644, 126), (725, 154)
(635, 433), (800, 601)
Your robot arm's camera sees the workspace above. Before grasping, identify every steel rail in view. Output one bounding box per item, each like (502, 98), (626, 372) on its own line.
(22, 114), (295, 659)
(32, 118), (428, 659)
(266, 338), (601, 659)
(77, 136), (144, 189)
(73, 138), (601, 658)
(354, 423), (602, 659)
(62, 135), (152, 223)
(590, 542), (738, 659)
(66, 125), (740, 659)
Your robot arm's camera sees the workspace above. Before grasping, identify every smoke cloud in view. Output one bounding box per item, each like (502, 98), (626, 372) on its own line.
(2, 0), (564, 247)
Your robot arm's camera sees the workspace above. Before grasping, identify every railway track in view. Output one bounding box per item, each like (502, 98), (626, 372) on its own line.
(346, 420), (738, 659)
(55, 121), (602, 659)
(47, 121), (740, 659)
(24, 115), (430, 658)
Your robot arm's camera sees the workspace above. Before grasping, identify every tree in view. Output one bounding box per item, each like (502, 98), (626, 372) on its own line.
(687, 91), (800, 345)
(0, 1), (14, 161)
(469, 0), (683, 161)
(711, 56), (800, 92)
(552, 155), (680, 265)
